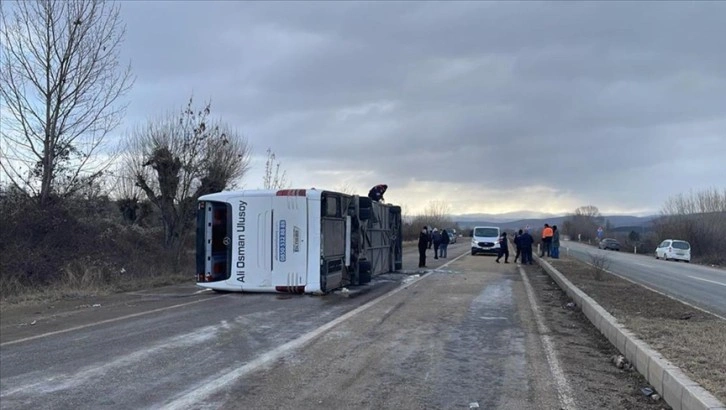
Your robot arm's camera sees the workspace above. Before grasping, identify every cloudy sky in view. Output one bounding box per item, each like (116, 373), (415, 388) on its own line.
(115, 1), (725, 216)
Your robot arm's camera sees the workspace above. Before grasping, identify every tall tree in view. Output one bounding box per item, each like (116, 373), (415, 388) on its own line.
(126, 97), (251, 261)
(0, 0), (133, 206)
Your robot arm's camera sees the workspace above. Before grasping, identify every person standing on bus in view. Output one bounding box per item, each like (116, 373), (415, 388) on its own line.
(418, 226), (429, 268)
(368, 184), (388, 202)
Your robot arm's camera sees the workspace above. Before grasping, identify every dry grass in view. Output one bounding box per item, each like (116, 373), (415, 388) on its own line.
(548, 256), (726, 404)
(626, 317), (726, 399)
(0, 262), (189, 309)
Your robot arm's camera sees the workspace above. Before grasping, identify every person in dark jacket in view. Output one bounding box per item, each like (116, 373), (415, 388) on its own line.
(551, 225), (560, 259)
(440, 229), (450, 258)
(367, 184), (388, 202)
(418, 226), (429, 268)
(513, 229), (523, 263)
(495, 232), (509, 263)
(519, 230), (534, 264)
(432, 228), (442, 259)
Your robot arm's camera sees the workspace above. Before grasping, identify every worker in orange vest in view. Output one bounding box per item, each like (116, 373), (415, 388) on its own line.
(541, 224), (554, 257)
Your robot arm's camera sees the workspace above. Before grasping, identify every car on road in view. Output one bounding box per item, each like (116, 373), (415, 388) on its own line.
(598, 238), (621, 251)
(655, 239), (691, 262)
(471, 226), (500, 255)
(447, 229), (457, 244)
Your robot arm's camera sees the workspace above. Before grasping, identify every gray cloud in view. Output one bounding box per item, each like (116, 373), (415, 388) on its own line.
(118, 1), (726, 215)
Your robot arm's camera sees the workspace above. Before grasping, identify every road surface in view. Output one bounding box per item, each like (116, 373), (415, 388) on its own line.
(1, 241), (654, 409)
(560, 240), (726, 318)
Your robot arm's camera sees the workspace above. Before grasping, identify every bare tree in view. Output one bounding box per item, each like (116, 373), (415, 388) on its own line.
(564, 205), (604, 241)
(126, 97), (251, 260)
(0, 0), (133, 206)
(589, 251), (611, 281)
(332, 183), (355, 195)
(262, 148), (288, 189)
(661, 187), (726, 215)
(421, 200), (453, 230)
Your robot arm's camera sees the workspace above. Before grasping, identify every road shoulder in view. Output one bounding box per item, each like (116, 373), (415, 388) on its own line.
(546, 256), (725, 405)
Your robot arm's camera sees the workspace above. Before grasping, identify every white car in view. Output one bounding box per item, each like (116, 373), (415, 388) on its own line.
(655, 239), (691, 262)
(447, 229), (457, 244)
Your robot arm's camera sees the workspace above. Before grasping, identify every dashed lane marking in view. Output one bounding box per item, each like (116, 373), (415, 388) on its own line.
(688, 276), (726, 287)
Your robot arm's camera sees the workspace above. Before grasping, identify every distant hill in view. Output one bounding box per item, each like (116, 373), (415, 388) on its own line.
(454, 211), (559, 223)
(454, 214), (658, 231)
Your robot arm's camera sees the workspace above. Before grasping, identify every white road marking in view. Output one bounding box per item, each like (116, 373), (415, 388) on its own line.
(688, 276), (726, 287)
(1, 325), (218, 397)
(163, 250), (471, 409)
(631, 262), (654, 268)
(518, 266), (577, 410)
(479, 316), (508, 320)
(0, 296), (223, 347)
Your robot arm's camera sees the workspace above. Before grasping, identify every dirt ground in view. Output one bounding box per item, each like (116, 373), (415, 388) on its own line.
(546, 256), (726, 404)
(522, 263), (670, 409)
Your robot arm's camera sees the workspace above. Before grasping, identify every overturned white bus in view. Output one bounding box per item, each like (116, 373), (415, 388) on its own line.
(195, 189), (403, 294)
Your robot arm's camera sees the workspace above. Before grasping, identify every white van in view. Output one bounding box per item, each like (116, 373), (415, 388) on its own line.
(471, 226), (501, 255)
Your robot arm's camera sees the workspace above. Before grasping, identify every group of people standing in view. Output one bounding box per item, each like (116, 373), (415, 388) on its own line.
(539, 224), (560, 258)
(500, 223), (560, 264)
(417, 226), (451, 268)
(416, 223), (561, 268)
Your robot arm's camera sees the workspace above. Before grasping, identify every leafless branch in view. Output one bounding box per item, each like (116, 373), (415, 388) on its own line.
(124, 96), (251, 258)
(0, 0), (134, 205)
(262, 148), (288, 190)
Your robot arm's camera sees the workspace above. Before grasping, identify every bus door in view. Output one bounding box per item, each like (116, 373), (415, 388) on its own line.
(272, 191), (308, 292)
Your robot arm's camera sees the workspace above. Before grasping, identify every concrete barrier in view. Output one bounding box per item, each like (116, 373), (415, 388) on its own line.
(535, 256), (725, 410)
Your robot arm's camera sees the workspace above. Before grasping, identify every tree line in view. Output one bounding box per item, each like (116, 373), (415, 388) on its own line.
(561, 188), (726, 264)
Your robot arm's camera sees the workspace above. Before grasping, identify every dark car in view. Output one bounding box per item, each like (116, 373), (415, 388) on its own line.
(598, 238), (621, 251)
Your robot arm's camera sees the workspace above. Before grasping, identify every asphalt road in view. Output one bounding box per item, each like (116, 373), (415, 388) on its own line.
(0, 240), (647, 410)
(559, 240), (726, 318)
